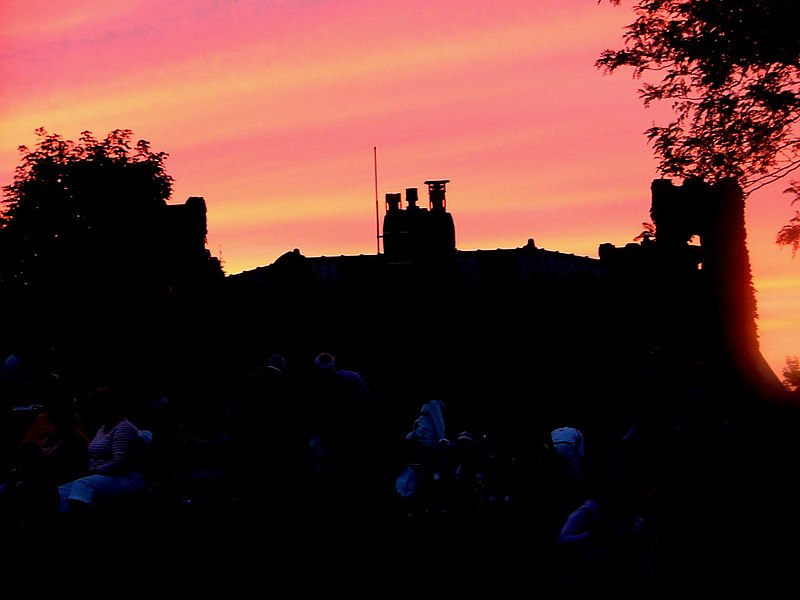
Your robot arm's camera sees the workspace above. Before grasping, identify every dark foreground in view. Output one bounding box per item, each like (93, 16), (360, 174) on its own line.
(5, 466), (795, 598)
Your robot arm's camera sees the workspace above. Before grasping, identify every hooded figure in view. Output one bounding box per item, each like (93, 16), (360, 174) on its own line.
(406, 399), (446, 449)
(397, 399), (448, 504)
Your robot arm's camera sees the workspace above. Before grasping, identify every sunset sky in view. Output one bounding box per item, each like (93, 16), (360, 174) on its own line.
(1, 0), (798, 380)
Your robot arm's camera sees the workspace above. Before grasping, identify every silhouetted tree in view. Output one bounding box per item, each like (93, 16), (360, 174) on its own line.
(598, 1), (800, 248)
(782, 355), (800, 392)
(633, 220), (656, 243)
(0, 128), (180, 380)
(1, 127), (172, 292)
(776, 183), (800, 255)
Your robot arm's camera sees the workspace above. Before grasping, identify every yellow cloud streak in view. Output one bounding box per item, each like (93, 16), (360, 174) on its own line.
(752, 275), (800, 293)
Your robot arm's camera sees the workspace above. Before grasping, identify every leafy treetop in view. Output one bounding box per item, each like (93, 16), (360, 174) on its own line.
(0, 128), (174, 294)
(2, 127), (173, 229)
(598, 1), (800, 252)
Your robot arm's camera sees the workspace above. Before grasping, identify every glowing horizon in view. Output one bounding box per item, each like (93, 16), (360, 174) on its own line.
(2, 0), (798, 380)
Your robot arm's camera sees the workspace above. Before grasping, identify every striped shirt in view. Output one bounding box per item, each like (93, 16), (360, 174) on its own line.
(88, 418), (142, 475)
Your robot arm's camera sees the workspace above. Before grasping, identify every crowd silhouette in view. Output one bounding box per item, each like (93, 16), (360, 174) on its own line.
(2, 340), (796, 592)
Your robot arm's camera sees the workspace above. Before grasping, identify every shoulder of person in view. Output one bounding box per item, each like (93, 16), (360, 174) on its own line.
(112, 418), (141, 435)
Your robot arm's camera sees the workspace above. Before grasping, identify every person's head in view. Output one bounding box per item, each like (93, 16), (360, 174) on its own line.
(85, 385), (126, 427)
(314, 352), (336, 371)
(268, 353), (287, 371)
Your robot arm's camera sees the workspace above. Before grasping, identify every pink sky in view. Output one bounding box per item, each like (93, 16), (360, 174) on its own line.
(1, 0), (798, 380)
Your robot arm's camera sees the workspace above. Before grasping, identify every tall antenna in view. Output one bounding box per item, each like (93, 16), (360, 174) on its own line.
(374, 146), (380, 254)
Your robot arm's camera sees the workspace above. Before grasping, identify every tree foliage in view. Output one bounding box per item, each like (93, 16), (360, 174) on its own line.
(781, 355), (800, 392)
(0, 128), (173, 294)
(597, 1), (800, 248)
(633, 220), (656, 242)
(775, 182), (800, 255)
(0, 128), (226, 384)
(0, 128), (180, 359)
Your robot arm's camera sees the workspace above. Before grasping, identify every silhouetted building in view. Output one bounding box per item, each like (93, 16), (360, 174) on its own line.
(224, 177), (785, 422)
(382, 180), (456, 262)
(161, 196), (224, 299)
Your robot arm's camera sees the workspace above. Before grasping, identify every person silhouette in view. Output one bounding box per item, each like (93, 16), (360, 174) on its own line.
(0, 374), (89, 529)
(303, 352), (372, 516)
(56, 385), (152, 517)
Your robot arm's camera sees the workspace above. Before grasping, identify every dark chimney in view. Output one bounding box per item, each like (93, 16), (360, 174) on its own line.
(425, 179), (450, 211)
(385, 192), (402, 212)
(406, 187), (420, 209)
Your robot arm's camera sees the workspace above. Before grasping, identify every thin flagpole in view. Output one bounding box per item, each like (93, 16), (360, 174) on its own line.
(374, 146), (380, 254)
